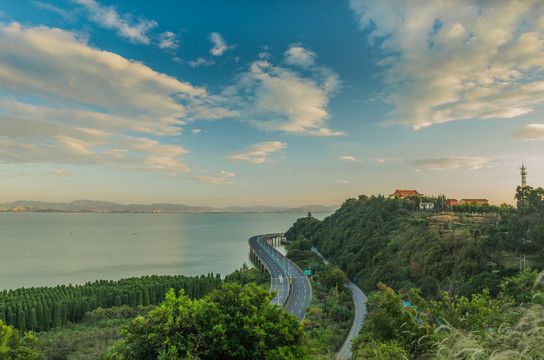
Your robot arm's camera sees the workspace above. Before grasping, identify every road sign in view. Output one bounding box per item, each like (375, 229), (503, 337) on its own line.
(353, 276), (359, 282)
(304, 270), (312, 276)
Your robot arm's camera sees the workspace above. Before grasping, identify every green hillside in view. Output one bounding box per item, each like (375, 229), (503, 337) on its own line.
(286, 186), (544, 359)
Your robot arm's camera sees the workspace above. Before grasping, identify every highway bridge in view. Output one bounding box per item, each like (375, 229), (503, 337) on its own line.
(249, 233), (312, 321)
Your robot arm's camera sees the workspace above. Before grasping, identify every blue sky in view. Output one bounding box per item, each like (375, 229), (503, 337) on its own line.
(0, 0), (543, 207)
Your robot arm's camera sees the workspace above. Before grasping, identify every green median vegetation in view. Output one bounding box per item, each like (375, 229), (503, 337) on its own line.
(284, 235), (354, 359)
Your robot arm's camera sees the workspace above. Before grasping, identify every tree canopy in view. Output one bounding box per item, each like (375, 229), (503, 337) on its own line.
(106, 283), (309, 360)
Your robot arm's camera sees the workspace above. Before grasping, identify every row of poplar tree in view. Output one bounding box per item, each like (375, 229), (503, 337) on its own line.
(0, 273), (222, 331)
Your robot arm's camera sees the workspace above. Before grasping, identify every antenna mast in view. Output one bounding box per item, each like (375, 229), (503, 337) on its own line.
(520, 162), (527, 187)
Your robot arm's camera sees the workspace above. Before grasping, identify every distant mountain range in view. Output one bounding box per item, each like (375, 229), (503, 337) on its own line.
(0, 200), (338, 214)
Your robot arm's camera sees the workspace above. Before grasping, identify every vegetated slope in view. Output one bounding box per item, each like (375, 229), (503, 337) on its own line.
(287, 194), (536, 298)
(0, 274), (222, 332)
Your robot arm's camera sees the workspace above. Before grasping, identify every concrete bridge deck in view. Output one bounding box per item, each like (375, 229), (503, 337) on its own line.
(249, 233), (312, 321)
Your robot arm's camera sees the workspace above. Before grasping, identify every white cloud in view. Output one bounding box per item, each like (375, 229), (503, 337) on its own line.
(189, 57), (215, 67)
(284, 44), (316, 67)
(226, 56), (342, 135)
(338, 155), (363, 162)
(50, 170), (74, 177)
(349, 0), (544, 129)
(514, 123), (544, 140)
(73, 0), (157, 44)
(158, 31), (179, 50)
(121, 155), (191, 173)
(33, 1), (77, 22)
(226, 141), (287, 163)
(192, 175), (238, 185)
(209, 32), (232, 56)
(192, 170), (237, 185)
(191, 129), (202, 135)
(0, 115), (190, 172)
(220, 170), (236, 177)
(410, 156), (489, 170)
(334, 179), (350, 184)
(0, 23), (234, 174)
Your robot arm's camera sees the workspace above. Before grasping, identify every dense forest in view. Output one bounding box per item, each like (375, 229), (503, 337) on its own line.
(0, 266), (268, 359)
(0, 274), (222, 332)
(287, 186), (544, 299)
(286, 185), (544, 359)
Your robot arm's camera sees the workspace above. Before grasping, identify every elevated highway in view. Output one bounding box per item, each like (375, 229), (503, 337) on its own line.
(249, 233), (312, 321)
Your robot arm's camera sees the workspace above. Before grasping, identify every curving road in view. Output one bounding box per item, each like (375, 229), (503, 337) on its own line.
(283, 259), (312, 321)
(249, 234), (312, 321)
(312, 247), (367, 359)
(337, 281), (367, 359)
(249, 235), (290, 306)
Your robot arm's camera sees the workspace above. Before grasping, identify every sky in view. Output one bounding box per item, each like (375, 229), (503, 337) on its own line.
(0, 0), (543, 207)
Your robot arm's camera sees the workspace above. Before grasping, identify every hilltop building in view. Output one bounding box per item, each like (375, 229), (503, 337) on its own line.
(419, 202), (435, 210)
(459, 199), (488, 205)
(390, 189), (423, 199)
(446, 199), (458, 206)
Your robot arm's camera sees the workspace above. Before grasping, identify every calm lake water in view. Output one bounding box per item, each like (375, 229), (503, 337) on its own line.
(0, 212), (329, 291)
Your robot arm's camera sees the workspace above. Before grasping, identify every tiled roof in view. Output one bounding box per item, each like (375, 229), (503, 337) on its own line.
(394, 189), (422, 197)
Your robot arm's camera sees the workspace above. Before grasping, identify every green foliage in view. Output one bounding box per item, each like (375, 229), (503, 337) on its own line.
(283, 193), (544, 299)
(353, 276), (544, 359)
(431, 304), (544, 359)
(354, 283), (436, 358)
(430, 289), (506, 332)
(37, 305), (153, 360)
(224, 263), (269, 287)
(286, 236), (320, 264)
(450, 202), (500, 214)
(107, 283), (309, 360)
(516, 185), (544, 214)
(322, 268), (347, 290)
(0, 320), (44, 360)
(304, 196), (499, 297)
(353, 340), (408, 360)
(0, 274), (222, 332)
(284, 217), (321, 243)
(499, 268), (544, 305)
(302, 277), (353, 357)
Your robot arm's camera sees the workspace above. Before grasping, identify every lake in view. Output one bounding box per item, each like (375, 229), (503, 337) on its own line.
(0, 212), (329, 290)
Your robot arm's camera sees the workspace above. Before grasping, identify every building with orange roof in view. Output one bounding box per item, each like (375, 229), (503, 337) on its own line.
(459, 199), (488, 205)
(389, 189), (423, 199)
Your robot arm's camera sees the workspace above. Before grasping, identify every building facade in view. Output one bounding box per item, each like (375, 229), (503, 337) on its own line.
(459, 199), (488, 205)
(389, 189), (423, 199)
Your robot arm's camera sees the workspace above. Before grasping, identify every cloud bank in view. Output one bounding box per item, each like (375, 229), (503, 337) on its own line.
(514, 123), (544, 140)
(226, 141), (287, 164)
(72, 0), (157, 44)
(410, 156), (488, 170)
(350, 0), (544, 129)
(0, 23), (232, 174)
(226, 45), (342, 135)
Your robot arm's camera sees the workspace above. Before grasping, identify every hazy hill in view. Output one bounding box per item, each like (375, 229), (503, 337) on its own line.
(0, 200), (338, 213)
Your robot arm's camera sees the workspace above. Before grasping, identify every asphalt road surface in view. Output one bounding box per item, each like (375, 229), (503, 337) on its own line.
(336, 281), (367, 359)
(249, 235), (289, 306)
(249, 234), (312, 321)
(312, 247), (367, 359)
